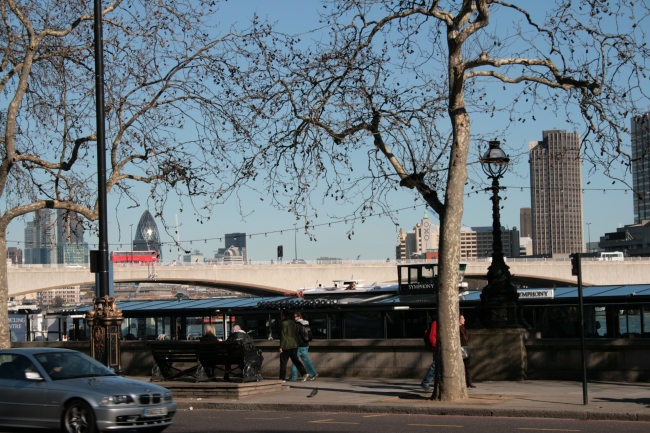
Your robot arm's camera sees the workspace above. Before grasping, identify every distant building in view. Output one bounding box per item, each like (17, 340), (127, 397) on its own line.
(599, 220), (650, 256)
(7, 247), (22, 265)
(56, 210), (87, 265)
(520, 208), (532, 238)
(39, 286), (81, 305)
(224, 232), (247, 262)
(24, 209), (57, 264)
(395, 211), (439, 260)
(632, 113), (650, 224)
(529, 130), (583, 257)
(222, 246), (245, 264)
(133, 210), (163, 260)
(460, 226), (519, 259)
(520, 237), (533, 256)
(183, 251), (204, 263)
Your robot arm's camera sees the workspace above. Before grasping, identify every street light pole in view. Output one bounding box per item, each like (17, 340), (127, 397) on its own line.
(479, 141), (524, 328)
(86, 0), (122, 371)
(294, 223), (298, 261)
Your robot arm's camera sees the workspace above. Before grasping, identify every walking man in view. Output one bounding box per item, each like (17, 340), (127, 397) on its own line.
(279, 310), (309, 382)
(421, 316), (437, 391)
(290, 312), (318, 381)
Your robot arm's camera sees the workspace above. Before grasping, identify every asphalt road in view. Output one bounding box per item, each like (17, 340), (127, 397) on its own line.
(166, 409), (650, 433)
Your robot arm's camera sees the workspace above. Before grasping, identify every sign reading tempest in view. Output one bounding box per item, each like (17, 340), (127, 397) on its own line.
(518, 289), (555, 299)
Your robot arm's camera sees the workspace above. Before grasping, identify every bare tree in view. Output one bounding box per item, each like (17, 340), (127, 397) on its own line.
(0, 0), (261, 348)
(217, 0), (650, 401)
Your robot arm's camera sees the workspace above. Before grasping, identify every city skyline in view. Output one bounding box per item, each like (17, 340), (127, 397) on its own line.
(3, 0), (644, 262)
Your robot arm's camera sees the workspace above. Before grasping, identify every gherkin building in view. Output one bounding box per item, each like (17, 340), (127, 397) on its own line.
(133, 210), (163, 260)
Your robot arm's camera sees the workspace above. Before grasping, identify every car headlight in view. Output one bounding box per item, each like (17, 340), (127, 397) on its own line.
(163, 391), (173, 402)
(99, 395), (134, 405)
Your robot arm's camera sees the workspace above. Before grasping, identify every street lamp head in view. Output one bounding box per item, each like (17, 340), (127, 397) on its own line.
(480, 140), (510, 178)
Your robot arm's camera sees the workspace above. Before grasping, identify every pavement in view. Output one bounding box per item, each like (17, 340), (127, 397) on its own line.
(138, 376), (650, 422)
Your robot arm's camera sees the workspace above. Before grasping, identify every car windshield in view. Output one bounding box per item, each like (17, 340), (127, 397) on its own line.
(34, 352), (115, 380)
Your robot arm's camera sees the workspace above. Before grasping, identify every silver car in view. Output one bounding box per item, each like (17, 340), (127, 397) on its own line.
(0, 348), (177, 433)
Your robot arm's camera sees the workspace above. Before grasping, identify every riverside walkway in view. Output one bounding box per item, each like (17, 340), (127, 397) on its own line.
(133, 377), (650, 422)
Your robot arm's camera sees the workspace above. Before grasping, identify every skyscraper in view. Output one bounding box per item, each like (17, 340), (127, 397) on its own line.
(57, 210), (87, 264)
(23, 209), (56, 264)
(519, 208), (532, 238)
(632, 113), (650, 224)
(133, 210), (163, 260)
(529, 130), (584, 256)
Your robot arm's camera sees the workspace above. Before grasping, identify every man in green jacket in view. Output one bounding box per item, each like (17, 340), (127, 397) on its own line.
(279, 310), (309, 382)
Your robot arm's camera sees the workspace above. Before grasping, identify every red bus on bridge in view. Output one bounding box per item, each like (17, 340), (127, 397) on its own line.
(111, 250), (159, 263)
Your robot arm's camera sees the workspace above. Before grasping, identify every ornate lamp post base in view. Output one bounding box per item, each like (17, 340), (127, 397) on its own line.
(86, 295), (123, 372)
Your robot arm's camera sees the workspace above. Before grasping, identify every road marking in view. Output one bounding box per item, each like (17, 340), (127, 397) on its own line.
(310, 419), (360, 424)
(408, 424), (463, 428)
(518, 429), (580, 432)
(363, 414), (388, 418)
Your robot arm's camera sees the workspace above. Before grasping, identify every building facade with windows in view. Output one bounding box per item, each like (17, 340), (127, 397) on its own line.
(460, 226), (520, 259)
(632, 113), (650, 224)
(23, 209), (57, 264)
(529, 130), (584, 256)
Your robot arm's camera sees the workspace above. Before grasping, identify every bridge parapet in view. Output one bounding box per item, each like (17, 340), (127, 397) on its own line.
(7, 259), (650, 296)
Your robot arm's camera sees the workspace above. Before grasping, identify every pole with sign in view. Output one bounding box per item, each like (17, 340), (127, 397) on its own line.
(570, 252), (588, 405)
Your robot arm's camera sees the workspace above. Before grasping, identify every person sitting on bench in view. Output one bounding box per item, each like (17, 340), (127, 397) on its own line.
(223, 325), (255, 381)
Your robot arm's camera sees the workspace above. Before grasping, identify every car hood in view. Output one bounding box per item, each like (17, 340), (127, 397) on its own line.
(50, 375), (170, 395)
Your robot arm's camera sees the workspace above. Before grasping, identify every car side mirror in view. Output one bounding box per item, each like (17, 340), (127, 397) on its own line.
(25, 371), (44, 381)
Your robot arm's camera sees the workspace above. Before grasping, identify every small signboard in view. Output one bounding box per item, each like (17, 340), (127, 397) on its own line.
(8, 314), (27, 342)
(518, 289), (555, 299)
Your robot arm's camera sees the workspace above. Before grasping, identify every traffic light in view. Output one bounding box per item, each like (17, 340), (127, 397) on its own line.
(277, 245), (283, 258)
(570, 253), (581, 276)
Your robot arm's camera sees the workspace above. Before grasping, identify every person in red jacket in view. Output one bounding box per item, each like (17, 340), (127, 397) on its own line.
(420, 318), (437, 391)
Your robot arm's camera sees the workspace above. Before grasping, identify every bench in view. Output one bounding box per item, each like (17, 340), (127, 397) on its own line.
(195, 341), (264, 383)
(146, 341), (200, 382)
(146, 340), (264, 383)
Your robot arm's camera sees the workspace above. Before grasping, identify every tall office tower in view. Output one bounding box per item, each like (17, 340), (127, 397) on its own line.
(520, 208), (532, 238)
(224, 232), (247, 262)
(133, 210), (163, 260)
(632, 113), (650, 224)
(57, 210), (87, 264)
(24, 209), (57, 264)
(529, 130), (584, 256)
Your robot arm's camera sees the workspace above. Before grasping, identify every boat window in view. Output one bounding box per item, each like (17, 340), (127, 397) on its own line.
(386, 311), (427, 338)
(329, 313), (343, 339)
(619, 309), (642, 338)
(235, 314), (272, 340)
(344, 311), (382, 339)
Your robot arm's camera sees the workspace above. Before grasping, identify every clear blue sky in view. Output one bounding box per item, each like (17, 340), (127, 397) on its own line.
(5, 1), (639, 261)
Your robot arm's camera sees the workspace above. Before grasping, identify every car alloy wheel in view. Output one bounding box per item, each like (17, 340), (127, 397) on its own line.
(63, 399), (96, 433)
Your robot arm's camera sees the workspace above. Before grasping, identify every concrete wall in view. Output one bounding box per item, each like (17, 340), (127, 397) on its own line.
(12, 333), (650, 382)
(526, 338), (650, 382)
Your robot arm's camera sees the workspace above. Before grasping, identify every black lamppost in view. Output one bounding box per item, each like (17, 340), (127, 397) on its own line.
(479, 141), (523, 328)
(86, 0), (123, 371)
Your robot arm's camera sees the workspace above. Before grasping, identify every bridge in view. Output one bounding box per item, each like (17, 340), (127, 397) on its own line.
(7, 258), (650, 297)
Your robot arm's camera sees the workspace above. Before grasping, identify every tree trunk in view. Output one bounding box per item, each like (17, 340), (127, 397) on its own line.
(432, 109), (470, 401)
(0, 230), (9, 349)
